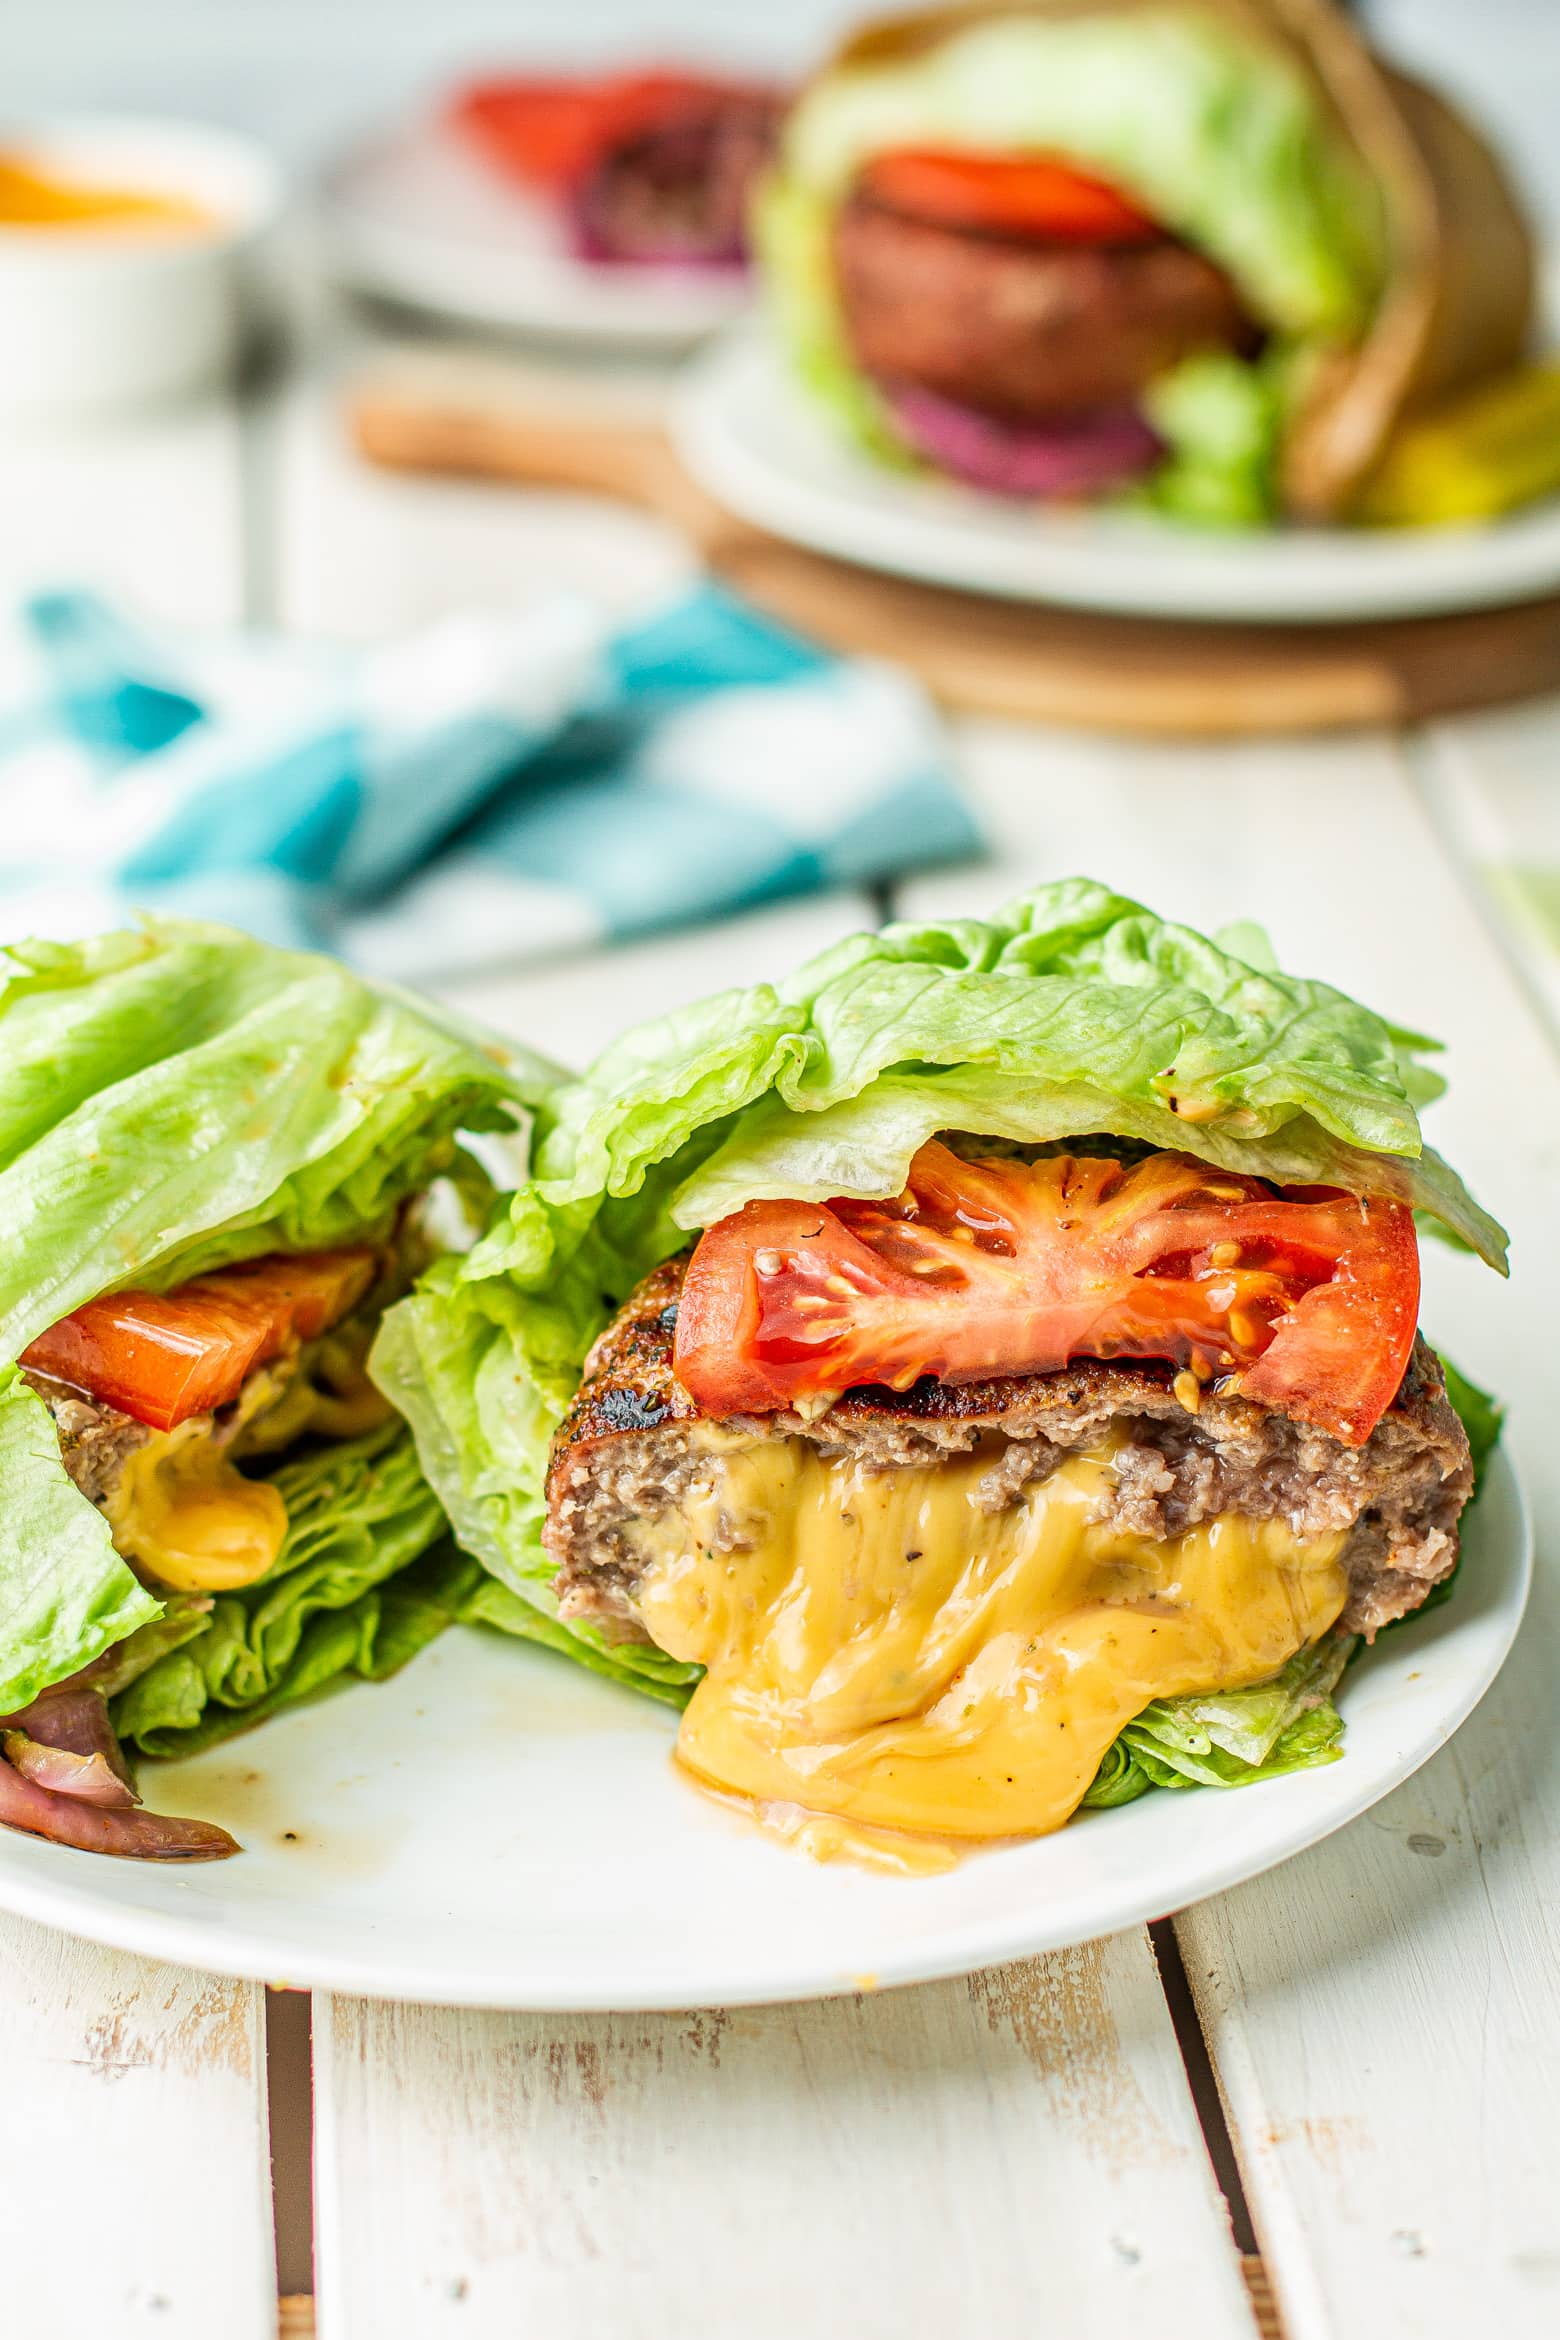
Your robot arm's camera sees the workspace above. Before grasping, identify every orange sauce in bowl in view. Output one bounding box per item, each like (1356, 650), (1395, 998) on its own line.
(0, 155), (213, 235)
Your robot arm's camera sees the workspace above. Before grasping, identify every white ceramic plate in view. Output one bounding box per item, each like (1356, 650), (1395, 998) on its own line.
(321, 119), (752, 349)
(0, 1450), (1526, 2009)
(674, 329), (1560, 625)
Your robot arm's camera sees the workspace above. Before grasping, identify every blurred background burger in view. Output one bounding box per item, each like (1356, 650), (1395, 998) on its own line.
(758, 0), (1536, 523)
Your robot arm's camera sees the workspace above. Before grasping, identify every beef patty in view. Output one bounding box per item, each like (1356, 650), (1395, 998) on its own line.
(546, 1255), (1474, 1647)
(833, 187), (1257, 423)
(32, 1380), (150, 1507)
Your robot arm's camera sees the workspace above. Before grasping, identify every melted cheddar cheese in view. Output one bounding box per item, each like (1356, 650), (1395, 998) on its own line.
(104, 1340), (391, 1593)
(631, 1433), (1349, 1860)
(106, 1422), (288, 1594)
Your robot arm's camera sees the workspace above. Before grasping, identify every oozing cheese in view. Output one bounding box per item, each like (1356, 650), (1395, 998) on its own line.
(106, 1422), (289, 1593)
(631, 1434), (1349, 1856)
(103, 1341), (391, 1593)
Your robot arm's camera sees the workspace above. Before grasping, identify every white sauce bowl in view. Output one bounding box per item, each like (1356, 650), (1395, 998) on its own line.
(0, 116), (282, 415)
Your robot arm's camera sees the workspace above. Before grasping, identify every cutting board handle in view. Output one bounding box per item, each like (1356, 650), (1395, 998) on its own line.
(352, 372), (749, 554)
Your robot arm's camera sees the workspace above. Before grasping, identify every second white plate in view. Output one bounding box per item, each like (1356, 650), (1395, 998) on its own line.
(674, 329), (1560, 625)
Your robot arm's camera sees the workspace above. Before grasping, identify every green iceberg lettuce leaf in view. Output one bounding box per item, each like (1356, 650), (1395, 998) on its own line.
(1081, 1634), (1353, 1808)
(0, 1368), (161, 1716)
(523, 879), (1500, 1252)
(1139, 350), (1293, 528)
(0, 920), (532, 1358)
(0, 917), (531, 1715)
(376, 879), (1502, 1686)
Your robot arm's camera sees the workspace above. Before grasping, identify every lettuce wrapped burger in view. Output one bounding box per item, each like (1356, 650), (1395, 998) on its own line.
(0, 922), (526, 1859)
(760, 0), (1534, 524)
(376, 881), (1503, 1871)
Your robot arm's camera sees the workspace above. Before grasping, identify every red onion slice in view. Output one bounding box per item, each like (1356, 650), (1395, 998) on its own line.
(2, 1731), (138, 1807)
(885, 384), (1164, 498)
(0, 1756), (237, 1859)
(4, 1682), (136, 1786)
(0, 1669), (237, 1860)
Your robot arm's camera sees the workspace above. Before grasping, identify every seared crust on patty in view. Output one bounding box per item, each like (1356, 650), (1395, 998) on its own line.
(834, 189), (1257, 423)
(546, 1256), (1474, 1646)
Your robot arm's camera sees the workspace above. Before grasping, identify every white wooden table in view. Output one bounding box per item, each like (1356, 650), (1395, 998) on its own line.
(2, 294), (1558, 2340)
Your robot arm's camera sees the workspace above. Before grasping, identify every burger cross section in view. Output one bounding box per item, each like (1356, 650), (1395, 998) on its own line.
(375, 876), (1503, 1875)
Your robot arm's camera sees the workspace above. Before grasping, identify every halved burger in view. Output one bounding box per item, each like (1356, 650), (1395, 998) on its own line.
(0, 919), (528, 1859)
(758, 0), (1534, 522)
(376, 880), (1504, 1870)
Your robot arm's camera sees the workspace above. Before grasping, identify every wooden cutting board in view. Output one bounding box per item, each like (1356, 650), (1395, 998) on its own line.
(349, 349), (1560, 738)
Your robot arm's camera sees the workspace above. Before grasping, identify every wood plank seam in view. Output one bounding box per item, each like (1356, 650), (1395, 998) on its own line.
(1242, 2257), (1285, 2340)
(1149, 1920), (1260, 2255)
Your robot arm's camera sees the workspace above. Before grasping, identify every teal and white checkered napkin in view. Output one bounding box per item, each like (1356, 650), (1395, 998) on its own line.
(0, 583), (981, 975)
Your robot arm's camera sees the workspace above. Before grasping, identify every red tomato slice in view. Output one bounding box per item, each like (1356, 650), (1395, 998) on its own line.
(453, 72), (757, 192)
(23, 1250), (378, 1433)
(858, 148), (1160, 244)
(674, 1143), (1419, 1448)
